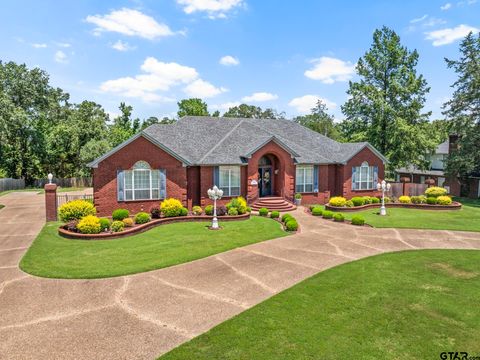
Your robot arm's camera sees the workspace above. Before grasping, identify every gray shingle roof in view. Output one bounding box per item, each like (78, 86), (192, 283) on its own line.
(89, 116), (387, 167)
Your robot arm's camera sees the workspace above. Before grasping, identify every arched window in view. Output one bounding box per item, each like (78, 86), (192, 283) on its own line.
(352, 161), (377, 190)
(119, 161), (166, 201)
(258, 156), (272, 166)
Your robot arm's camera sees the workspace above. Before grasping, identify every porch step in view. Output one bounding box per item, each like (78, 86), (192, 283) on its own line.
(251, 197), (296, 212)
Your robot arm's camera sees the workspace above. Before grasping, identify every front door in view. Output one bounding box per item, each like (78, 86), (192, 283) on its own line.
(258, 167), (272, 197)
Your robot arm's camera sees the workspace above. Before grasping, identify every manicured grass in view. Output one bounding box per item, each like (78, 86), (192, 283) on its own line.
(323, 197), (480, 232)
(20, 217), (287, 279)
(0, 188), (43, 197)
(160, 250), (480, 359)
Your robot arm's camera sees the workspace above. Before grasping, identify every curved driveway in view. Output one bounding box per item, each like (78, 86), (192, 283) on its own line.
(1, 191), (480, 359)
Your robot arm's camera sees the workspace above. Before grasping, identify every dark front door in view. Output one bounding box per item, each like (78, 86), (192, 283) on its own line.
(258, 167), (272, 197)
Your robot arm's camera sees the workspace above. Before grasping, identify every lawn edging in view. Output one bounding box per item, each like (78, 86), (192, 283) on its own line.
(59, 213), (251, 240)
(324, 201), (462, 212)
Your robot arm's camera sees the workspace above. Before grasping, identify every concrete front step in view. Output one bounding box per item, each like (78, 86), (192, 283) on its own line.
(251, 197), (296, 211)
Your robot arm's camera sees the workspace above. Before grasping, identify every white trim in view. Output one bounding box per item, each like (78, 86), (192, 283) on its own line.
(341, 143), (388, 164)
(244, 136), (300, 158)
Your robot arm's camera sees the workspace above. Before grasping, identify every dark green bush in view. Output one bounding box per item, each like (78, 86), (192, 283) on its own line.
(362, 196), (372, 204)
(333, 213), (345, 222)
(311, 207), (323, 216)
(99, 218), (111, 231)
(351, 215), (365, 226)
(258, 207), (269, 216)
(322, 210), (334, 219)
(426, 197), (438, 205)
(281, 213), (293, 223)
(270, 211), (280, 219)
(228, 207), (238, 216)
(238, 205), (247, 215)
(351, 197), (365, 207)
(112, 208), (130, 221)
(411, 195), (427, 204)
(134, 212), (150, 224)
(180, 207), (188, 216)
(371, 197), (380, 204)
(285, 219), (299, 231)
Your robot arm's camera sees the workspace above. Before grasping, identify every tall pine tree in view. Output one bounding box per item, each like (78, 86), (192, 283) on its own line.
(341, 26), (436, 170)
(443, 32), (480, 182)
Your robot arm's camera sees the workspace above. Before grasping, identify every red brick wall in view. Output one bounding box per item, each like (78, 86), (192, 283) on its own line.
(93, 136), (187, 216)
(341, 147), (385, 199)
(246, 141), (295, 203)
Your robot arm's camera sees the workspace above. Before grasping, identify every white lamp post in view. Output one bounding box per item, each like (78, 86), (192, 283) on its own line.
(47, 173), (53, 184)
(377, 180), (391, 216)
(207, 185), (223, 229)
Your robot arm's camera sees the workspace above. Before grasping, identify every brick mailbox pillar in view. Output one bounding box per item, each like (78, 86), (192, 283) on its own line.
(45, 183), (58, 222)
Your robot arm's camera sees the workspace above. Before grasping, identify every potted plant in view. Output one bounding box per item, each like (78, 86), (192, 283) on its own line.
(294, 193), (302, 206)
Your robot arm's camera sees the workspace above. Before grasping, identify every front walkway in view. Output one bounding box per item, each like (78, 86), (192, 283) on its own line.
(1, 192), (480, 359)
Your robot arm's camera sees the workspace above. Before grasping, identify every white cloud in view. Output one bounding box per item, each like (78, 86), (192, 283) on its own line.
(441, 2), (452, 10)
(177, 0), (244, 18)
(410, 14), (428, 23)
(54, 50), (68, 63)
(111, 40), (135, 51)
(219, 55), (239, 66)
(242, 92), (278, 102)
(211, 101), (241, 112)
(183, 79), (227, 98)
(288, 95), (337, 114)
(85, 8), (174, 39)
(304, 56), (355, 84)
(425, 24), (479, 46)
(32, 43), (47, 48)
(55, 42), (71, 48)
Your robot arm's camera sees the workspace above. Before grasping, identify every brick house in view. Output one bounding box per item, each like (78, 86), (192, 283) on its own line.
(88, 116), (387, 216)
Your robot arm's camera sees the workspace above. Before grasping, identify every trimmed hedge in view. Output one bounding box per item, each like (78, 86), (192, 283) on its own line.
(111, 220), (125, 233)
(351, 197), (365, 207)
(258, 208), (269, 216)
(58, 200), (96, 222)
(285, 219), (299, 231)
(436, 196), (452, 205)
(99, 218), (111, 231)
(281, 213), (293, 223)
(134, 212), (150, 224)
(112, 208), (129, 221)
(333, 213), (345, 222)
(329, 196), (347, 207)
(351, 215), (365, 226)
(311, 207), (323, 216)
(398, 196), (412, 204)
(77, 215), (101, 234)
(425, 186), (447, 198)
(270, 211), (280, 219)
(322, 210), (334, 219)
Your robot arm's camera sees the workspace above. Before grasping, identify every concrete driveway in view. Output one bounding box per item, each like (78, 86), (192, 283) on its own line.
(1, 191), (480, 359)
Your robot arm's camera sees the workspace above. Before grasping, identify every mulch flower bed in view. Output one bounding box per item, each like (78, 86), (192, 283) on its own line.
(59, 213), (251, 240)
(324, 201), (462, 212)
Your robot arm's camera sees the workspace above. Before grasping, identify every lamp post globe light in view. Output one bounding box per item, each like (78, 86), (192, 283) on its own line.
(47, 173), (53, 184)
(207, 185), (223, 229)
(377, 180), (391, 216)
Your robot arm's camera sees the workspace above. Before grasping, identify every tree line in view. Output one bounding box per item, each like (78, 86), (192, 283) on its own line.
(0, 26), (478, 186)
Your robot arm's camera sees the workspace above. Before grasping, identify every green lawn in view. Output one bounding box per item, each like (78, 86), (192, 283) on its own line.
(324, 197), (480, 232)
(0, 186), (88, 197)
(20, 216), (287, 279)
(160, 250), (480, 360)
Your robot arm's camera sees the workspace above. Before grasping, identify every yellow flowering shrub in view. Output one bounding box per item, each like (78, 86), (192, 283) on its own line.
(160, 198), (183, 217)
(77, 215), (101, 234)
(58, 199), (96, 222)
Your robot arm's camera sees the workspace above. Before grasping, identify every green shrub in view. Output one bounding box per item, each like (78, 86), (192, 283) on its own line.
(58, 199), (96, 222)
(192, 206), (203, 215)
(436, 196), (452, 205)
(351, 215), (365, 226)
(362, 196), (372, 204)
(160, 198), (183, 217)
(311, 207), (323, 216)
(328, 196), (347, 207)
(112, 208), (129, 221)
(205, 205), (214, 215)
(270, 210), (280, 219)
(237, 205), (248, 215)
(246, 206), (252, 213)
(383, 196), (392, 203)
(295, 193), (302, 200)
(399, 196), (411, 204)
(426, 197), (438, 205)
(333, 213), (345, 222)
(351, 197), (365, 207)
(180, 207), (188, 216)
(281, 213), (293, 223)
(309, 204), (321, 210)
(111, 220), (125, 233)
(371, 197), (380, 204)
(425, 186), (447, 198)
(134, 212), (150, 224)
(322, 210), (334, 219)
(411, 195), (427, 204)
(122, 218), (134, 227)
(285, 219), (299, 231)
(77, 215), (101, 234)
(99, 218), (111, 231)
(258, 207), (269, 216)
(228, 207), (238, 216)
(345, 200), (354, 207)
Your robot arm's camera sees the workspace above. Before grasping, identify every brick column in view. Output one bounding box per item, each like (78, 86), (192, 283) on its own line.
(45, 183), (58, 222)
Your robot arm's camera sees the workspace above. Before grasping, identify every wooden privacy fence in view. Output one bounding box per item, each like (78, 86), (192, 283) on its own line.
(0, 178), (25, 192)
(387, 182), (428, 198)
(56, 193), (94, 207)
(34, 177), (92, 188)
(387, 182), (403, 199)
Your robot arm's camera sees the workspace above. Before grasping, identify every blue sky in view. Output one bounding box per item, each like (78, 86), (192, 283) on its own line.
(1, 0), (479, 120)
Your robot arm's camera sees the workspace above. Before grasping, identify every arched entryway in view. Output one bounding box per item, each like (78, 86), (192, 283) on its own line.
(258, 154), (280, 197)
